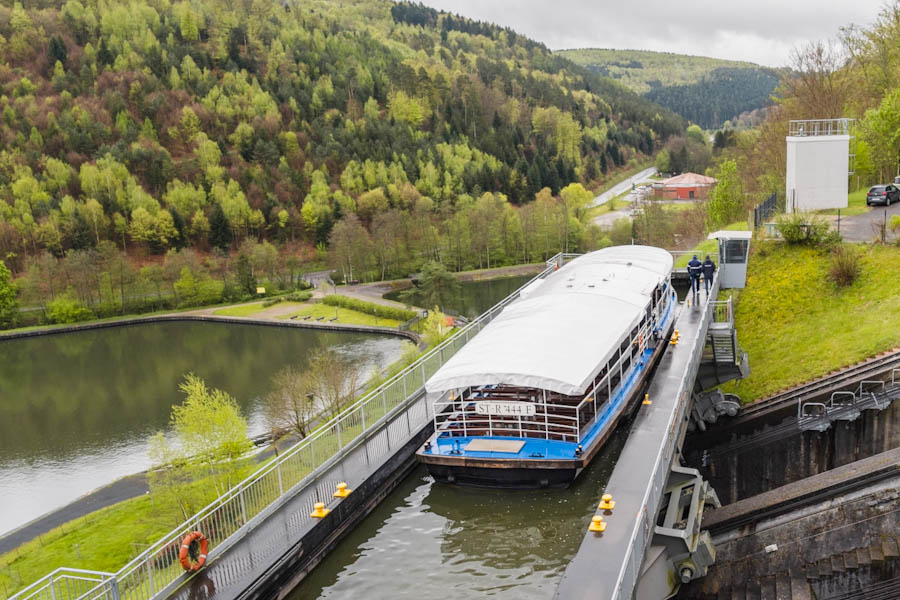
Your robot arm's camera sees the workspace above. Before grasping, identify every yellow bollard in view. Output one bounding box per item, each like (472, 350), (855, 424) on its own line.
(588, 515), (606, 533)
(333, 482), (352, 498)
(642, 394), (652, 405)
(310, 502), (330, 518)
(598, 493), (616, 511)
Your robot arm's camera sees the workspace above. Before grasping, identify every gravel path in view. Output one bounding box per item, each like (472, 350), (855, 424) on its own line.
(826, 203), (900, 242)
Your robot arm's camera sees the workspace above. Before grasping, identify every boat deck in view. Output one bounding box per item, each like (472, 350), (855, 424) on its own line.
(424, 346), (656, 463)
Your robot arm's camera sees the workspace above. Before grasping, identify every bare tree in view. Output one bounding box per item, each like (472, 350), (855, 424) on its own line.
(784, 40), (852, 119)
(309, 349), (361, 419)
(264, 366), (317, 438)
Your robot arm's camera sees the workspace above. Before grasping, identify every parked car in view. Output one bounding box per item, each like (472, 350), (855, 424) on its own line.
(866, 184), (900, 206)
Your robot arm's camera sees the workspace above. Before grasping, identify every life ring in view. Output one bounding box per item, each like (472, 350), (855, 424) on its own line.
(179, 531), (209, 572)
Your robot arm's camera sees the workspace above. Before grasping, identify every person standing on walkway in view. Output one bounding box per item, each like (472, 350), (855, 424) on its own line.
(688, 255), (702, 296)
(702, 254), (717, 295)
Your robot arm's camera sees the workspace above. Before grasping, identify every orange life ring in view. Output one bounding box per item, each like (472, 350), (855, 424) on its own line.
(179, 531), (209, 572)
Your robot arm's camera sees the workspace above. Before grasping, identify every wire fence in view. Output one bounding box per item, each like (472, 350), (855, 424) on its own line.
(8, 257), (563, 600)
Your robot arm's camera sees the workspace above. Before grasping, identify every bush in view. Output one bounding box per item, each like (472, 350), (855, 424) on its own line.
(261, 297), (284, 307)
(46, 288), (94, 324)
(775, 212), (840, 247)
(828, 245), (861, 287)
(285, 291), (312, 302)
(321, 295), (416, 321)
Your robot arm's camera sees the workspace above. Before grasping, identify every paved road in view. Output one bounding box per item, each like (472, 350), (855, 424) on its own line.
(589, 166), (657, 208)
(829, 203), (900, 242)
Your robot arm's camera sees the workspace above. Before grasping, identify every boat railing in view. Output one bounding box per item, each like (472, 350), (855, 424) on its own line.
(434, 396), (581, 442)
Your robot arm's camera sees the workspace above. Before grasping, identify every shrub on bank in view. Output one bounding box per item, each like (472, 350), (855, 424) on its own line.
(321, 295), (416, 321)
(828, 245), (861, 287)
(46, 289), (94, 324)
(775, 212), (840, 247)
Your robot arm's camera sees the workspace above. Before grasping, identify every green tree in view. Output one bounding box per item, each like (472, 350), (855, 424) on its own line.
(411, 260), (459, 310)
(148, 374), (251, 517)
(707, 159), (744, 228)
(0, 261), (18, 328)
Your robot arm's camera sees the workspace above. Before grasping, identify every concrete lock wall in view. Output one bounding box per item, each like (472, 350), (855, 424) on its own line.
(694, 399), (899, 506)
(785, 135), (850, 213)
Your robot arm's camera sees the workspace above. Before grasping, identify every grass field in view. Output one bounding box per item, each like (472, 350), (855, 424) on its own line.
(820, 188), (870, 216)
(722, 243), (900, 402)
(212, 301), (271, 317)
(279, 303), (401, 328)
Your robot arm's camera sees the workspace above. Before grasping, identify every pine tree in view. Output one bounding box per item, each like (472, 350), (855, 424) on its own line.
(209, 204), (232, 250)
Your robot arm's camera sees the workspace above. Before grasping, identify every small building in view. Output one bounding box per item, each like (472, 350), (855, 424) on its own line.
(785, 119), (852, 213)
(657, 172), (717, 200)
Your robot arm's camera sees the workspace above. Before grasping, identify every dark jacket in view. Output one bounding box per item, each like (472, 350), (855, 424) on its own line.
(702, 258), (716, 278)
(687, 258), (702, 278)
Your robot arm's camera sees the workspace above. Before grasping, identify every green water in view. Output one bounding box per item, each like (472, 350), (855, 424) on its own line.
(0, 322), (407, 536)
(385, 274), (534, 319)
(290, 427), (629, 599)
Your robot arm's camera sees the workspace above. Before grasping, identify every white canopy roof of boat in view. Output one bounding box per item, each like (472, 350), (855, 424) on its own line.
(425, 246), (674, 396)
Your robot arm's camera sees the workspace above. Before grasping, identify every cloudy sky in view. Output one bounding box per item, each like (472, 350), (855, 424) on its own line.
(418, 0), (887, 67)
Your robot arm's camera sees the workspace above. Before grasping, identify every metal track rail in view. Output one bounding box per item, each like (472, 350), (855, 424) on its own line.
(738, 349), (900, 421)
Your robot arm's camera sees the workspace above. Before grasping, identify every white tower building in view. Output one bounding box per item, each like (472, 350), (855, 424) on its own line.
(785, 119), (853, 213)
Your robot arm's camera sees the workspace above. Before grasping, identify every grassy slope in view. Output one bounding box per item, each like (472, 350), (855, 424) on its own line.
(556, 48), (763, 94)
(723, 243), (900, 401)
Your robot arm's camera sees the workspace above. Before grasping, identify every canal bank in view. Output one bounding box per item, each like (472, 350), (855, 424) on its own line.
(0, 321), (409, 539)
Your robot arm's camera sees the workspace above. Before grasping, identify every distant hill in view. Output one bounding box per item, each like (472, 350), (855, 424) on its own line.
(557, 49), (780, 129)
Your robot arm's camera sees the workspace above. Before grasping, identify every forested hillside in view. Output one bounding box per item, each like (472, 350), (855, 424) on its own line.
(558, 49), (778, 128)
(0, 0), (683, 262)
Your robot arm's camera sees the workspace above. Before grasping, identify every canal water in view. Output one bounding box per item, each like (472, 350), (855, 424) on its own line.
(0, 322), (407, 536)
(385, 274), (533, 319)
(291, 430), (629, 599)
(291, 273), (631, 599)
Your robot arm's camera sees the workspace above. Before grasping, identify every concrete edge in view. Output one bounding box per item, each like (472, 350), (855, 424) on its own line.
(0, 314), (419, 344)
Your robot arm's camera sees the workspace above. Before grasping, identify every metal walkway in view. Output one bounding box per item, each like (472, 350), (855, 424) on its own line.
(556, 277), (725, 600)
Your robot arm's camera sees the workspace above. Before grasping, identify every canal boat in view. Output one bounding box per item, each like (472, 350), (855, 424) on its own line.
(416, 245), (677, 488)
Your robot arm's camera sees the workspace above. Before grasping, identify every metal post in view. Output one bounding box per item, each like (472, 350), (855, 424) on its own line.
(382, 389), (387, 417)
(336, 419), (343, 449)
(277, 462), (284, 495)
(146, 559), (155, 596)
(109, 576), (120, 600)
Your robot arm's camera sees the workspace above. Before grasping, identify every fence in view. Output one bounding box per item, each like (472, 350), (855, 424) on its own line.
(752, 192), (778, 229)
(9, 257), (563, 600)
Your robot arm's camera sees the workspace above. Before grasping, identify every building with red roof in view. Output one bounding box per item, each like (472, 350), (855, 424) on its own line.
(656, 172), (717, 200)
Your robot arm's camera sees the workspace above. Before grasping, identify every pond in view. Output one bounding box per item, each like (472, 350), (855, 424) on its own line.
(384, 274), (535, 319)
(0, 322), (407, 536)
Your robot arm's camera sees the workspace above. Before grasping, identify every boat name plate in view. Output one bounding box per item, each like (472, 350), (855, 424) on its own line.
(475, 401), (536, 417)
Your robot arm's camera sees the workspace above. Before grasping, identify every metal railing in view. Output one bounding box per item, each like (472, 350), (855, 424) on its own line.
(612, 273), (720, 599)
(708, 298), (733, 327)
(10, 263), (564, 600)
(669, 251), (719, 273)
(434, 395), (581, 441)
(789, 118), (853, 137)
(6, 569), (118, 600)
(752, 192), (778, 229)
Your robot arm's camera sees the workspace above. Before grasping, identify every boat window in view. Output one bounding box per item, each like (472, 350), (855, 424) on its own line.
(620, 339), (630, 355)
(630, 325), (639, 339)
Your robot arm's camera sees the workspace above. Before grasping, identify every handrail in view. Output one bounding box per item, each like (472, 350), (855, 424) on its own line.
(10, 260), (560, 600)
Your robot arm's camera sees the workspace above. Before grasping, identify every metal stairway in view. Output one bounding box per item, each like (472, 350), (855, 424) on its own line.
(697, 297), (749, 389)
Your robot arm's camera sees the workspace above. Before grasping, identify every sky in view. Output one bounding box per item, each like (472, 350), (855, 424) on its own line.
(417, 0), (887, 67)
